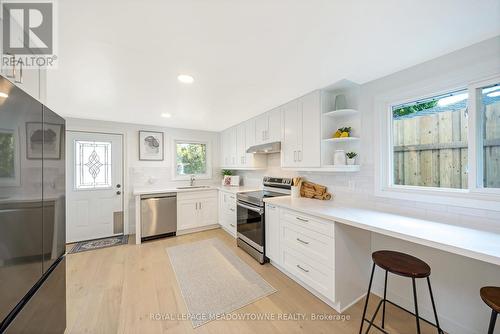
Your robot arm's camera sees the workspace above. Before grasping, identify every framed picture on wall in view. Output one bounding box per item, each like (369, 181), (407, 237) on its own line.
(139, 130), (164, 161)
(26, 122), (62, 160)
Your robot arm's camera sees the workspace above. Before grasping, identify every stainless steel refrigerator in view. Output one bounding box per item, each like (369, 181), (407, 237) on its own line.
(0, 75), (66, 333)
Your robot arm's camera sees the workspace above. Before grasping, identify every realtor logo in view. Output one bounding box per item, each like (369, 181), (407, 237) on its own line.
(2, 2), (53, 54)
(1, 1), (57, 69)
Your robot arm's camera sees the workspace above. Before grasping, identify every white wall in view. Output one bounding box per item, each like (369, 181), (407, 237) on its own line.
(64, 118), (221, 233)
(234, 37), (500, 334)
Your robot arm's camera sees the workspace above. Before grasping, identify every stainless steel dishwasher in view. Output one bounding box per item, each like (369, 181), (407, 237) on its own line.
(141, 193), (177, 240)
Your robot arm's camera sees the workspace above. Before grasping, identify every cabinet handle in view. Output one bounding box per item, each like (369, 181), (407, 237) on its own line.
(298, 150), (302, 161)
(15, 61), (23, 84)
(296, 264), (309, 273)
(293, 151), (296, 162)
(296, 238), (309, 245)
(230, 208), (235, 212)
(6, 55), (15, 79)
(195, 202), (198, 210)
(199, 202), (202, 210)
(296, 217), (308, 222)
(230, 223), (235, 227)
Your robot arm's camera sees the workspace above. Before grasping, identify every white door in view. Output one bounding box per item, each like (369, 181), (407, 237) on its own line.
(66, 131), (124, 243)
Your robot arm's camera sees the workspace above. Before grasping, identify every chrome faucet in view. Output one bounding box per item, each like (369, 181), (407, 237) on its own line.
(190, 175), (196, 186)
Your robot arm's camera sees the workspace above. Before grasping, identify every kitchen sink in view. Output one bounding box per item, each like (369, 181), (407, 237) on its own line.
(176, 186), (212, 189)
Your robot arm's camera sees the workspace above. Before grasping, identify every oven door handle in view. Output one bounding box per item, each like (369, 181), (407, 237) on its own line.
(237, 202), (264, 214)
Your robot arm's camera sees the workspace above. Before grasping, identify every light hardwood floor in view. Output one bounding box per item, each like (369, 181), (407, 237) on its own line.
(66, 229), (441, 334)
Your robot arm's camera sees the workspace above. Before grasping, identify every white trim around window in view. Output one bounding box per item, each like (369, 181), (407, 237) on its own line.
(374, 74), (500, 211)
(172, 139), (212, 181)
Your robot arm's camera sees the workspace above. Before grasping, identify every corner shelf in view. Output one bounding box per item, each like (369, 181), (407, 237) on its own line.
(322, 137), (360, 143)
(322, 165), (360, 172)
(282, 165), (361, 172)
(323, 109), (358, 117)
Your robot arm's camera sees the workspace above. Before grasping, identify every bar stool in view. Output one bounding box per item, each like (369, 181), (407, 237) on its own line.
(359, 250), (444, 334)
(480, 286), (500, 334)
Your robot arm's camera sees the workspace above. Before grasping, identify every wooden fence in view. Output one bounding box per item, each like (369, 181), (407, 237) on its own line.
(393, 104), (500, 189)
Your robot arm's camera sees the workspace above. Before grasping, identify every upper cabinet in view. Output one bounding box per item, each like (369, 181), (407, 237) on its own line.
(255, 107), (282, 145)
(220, 119), (266, 170)
(282, 90), (321, 168)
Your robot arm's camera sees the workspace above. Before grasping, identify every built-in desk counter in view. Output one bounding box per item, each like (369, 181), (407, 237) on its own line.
(263, 196), (500, 266)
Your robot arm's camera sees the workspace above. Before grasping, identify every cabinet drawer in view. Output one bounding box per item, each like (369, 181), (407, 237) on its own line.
(280, 209), (333, 237)
(281, 222), (333, 268)
(282, 246), (334, 299)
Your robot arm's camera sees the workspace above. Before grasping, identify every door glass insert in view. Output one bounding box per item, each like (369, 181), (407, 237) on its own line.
(75, 140), (112, 189)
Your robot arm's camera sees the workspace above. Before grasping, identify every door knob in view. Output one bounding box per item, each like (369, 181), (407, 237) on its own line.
(116, 184), (121, 188)
(116, 191), (121, 195)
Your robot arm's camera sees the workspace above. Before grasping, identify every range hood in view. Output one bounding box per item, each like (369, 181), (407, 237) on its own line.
(246, 141), (281, 154)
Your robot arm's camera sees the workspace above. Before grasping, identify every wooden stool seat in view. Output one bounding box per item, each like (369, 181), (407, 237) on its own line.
(481, 287), (500, 312)
(372, 250), (431, 278)
(481, 287), (500, 334)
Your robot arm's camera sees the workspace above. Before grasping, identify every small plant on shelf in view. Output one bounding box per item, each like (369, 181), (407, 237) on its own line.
(346, 152), (357, 165)
(221, 169), (233, 177)
(333, 127), (352, 138)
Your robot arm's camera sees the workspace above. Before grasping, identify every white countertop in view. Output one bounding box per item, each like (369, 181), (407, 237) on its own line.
(133, 185), (260, 196)
(217, 185), (261, 194)
(263, 196), (500, 266)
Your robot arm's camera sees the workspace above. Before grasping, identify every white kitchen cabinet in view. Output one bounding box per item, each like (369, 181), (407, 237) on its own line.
(236, 123), (246, 166)
(221, 120), (266, 169)
(254, 108), (282, 145)
(220, 127), (238, 168)
(282, 91), (321, 168)
(254, 113), (268, 145)
(265, 203), (280, 264)
(267, 107), (282, 142)
(219, 191), (237, 237)
(177, 190), (219, 232)
(229, 126), (237, 166)
(282, 100), (300, 167)
(298, 90), (321, 167)
(265, 205), (370, 312)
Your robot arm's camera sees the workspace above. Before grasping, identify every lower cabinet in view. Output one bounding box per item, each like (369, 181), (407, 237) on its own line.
(265, 203), (280, 262)
(219, 191), (237, 237)
(177, 190), (218, 232)
(266, 205), (371, 313)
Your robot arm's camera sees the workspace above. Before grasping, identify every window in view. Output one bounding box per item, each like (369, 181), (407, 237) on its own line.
(175, 141), (208, 177)
(479, 83), (500, 188)
(378, 76), (500, 209)
(75, 140), (112, 189)
(391, 89), (469, 189)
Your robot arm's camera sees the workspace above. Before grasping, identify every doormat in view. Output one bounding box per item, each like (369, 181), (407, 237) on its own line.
(68, 235), (128, 254)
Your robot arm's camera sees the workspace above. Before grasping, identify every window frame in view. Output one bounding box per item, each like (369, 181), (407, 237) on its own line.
(172, 139), (211, 181)
(375, 75), (500, 211)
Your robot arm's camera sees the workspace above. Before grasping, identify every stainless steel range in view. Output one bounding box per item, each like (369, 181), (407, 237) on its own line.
(236, 177), (292, 264)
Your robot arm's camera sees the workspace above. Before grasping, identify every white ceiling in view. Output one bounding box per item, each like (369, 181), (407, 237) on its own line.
(47, 0), (500, 132)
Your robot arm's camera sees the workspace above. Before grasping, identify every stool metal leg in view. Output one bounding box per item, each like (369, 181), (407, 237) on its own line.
(382, 270), (388, 329)
(359, 263), (376, 334)
(412, 278), (421, 334)
(426, 277), (443, 334)
(488, 310), (498, 334)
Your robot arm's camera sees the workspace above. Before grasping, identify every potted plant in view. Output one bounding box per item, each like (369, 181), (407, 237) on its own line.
(221, 169), (233, 185)
(346, 152), (357, 165)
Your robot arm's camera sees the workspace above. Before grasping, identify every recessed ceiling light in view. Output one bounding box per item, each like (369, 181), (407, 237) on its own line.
(161, 113), (172, 118)
(0, 92), (8, 98)
(177, 74), (194, 84)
